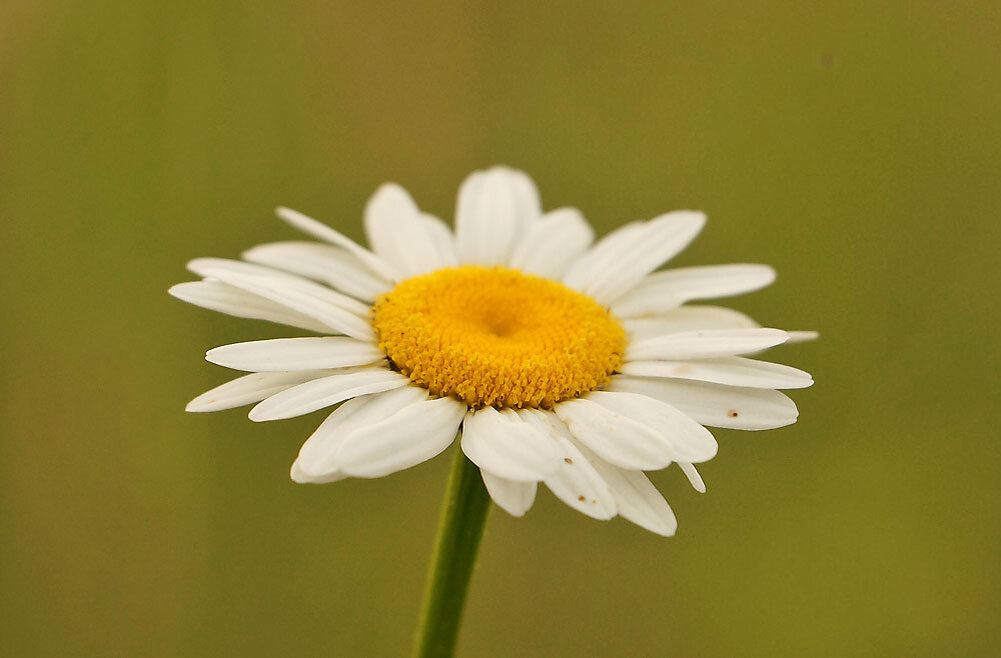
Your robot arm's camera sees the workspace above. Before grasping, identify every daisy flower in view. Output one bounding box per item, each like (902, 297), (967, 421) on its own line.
(170, 166), (813, 536)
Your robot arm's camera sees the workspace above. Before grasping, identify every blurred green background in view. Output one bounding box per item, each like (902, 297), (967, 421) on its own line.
(2, 1), (999, 656)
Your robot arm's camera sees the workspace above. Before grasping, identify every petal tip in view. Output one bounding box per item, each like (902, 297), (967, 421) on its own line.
(247, 407), (270, 422)
(184, 399), (210, 413)
(167, 283), (194, 301)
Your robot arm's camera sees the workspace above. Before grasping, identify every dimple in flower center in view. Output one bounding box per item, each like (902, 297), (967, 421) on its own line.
(371, 265), (626, 408)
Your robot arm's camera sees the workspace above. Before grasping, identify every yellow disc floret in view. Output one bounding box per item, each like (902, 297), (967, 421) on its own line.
(371, 265), (626, 409)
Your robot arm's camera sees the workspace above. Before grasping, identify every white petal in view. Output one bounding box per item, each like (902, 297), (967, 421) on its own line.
(678, 461), (707, 493)
(295, 386), (427, 478)
(186, 257), (302, 281)
(190, 259), (371, 317)
(609, 376), (799, 430)
(620, 356), (814, 389)
(563, 211), (706, 303)
(576, 444), (677, 536)
(507, 207), (594, 278)
(185, 370), (335, 412)
(786, 330), (819, 343)
(623, 305), (758, 341)
(480, 470), (537, 517)
(242, 241), (391, 302)
(275, 206), (402, 281)
(168, 280), (331, 333)
(553, 396), (674, 471)
(518, 409), (616, 520)
(562, 222), (644, 289)
(290, 458), (347, 484)
(205, 337), (385, 372)
(419, 213), (460, 268)
(197, 266), (375, 341)
(460, 407), (560, 482)
(612, 264), (776, 317)
(625, 328), (789, 361)
(584, 391), (717, 464)
(336, 396), (466, 478)
(455, 167), (541, 265)
(248, 367), (410, 421)
(506, 168), (542, 222)
(363, 183), (455, 278)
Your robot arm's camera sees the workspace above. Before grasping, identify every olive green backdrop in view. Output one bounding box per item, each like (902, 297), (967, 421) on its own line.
(2, 1), (999, 656)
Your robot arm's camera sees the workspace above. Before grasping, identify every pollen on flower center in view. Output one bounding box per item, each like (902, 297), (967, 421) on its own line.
(371, 265), (626, 408)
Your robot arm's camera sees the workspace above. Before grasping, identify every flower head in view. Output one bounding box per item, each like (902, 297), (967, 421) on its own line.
(171, 167), (813, 535)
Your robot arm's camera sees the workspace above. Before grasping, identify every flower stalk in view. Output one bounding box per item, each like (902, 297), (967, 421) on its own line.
(412, 443), (491, 658)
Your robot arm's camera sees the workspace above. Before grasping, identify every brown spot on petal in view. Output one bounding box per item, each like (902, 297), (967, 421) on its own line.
(727, 410), (739, 418)
(564, 457), (574, 465)
(577, 495), (586, 502)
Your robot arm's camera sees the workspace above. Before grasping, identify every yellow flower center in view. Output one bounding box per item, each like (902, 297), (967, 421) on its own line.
(371, 265), (626, 408)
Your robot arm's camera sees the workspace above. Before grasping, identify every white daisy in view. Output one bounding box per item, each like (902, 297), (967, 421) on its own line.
(170, 166), (814, 536)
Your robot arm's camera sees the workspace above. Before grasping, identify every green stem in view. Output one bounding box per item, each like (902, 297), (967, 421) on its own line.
(412, 445), (491, 658)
